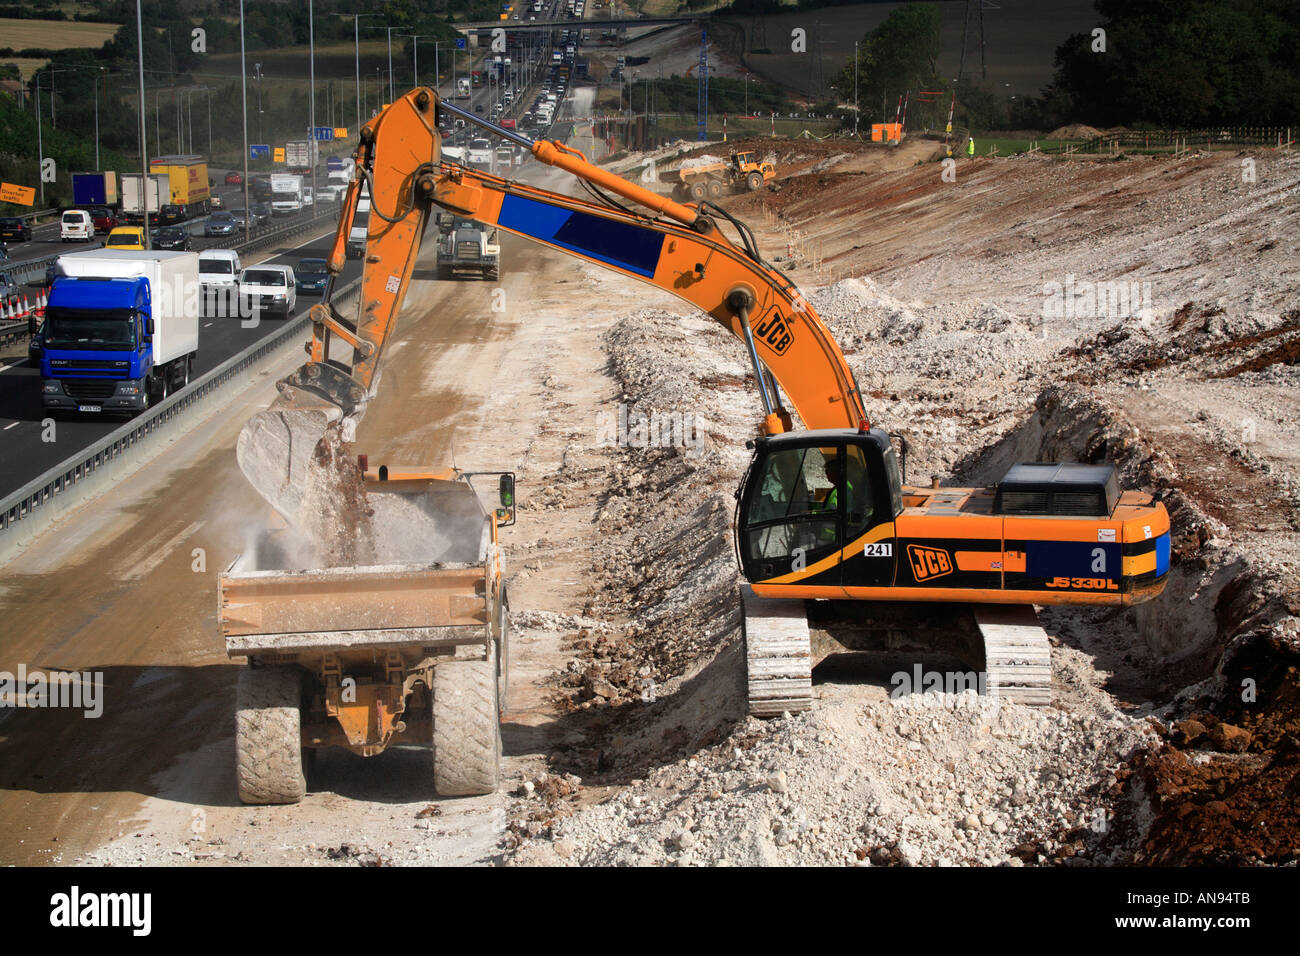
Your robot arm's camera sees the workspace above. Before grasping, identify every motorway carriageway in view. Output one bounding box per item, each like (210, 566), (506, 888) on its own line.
(0, 224), (360, 496)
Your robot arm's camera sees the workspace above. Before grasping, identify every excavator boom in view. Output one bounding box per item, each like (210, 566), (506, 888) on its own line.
(237, 87), (866, 526)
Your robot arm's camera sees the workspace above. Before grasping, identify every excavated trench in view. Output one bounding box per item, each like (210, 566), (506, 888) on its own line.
(953, 385), (1300, 865)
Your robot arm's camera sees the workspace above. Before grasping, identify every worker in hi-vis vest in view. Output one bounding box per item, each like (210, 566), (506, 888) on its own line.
(816, 457), (852, 544)
(968, 136), (975, 157)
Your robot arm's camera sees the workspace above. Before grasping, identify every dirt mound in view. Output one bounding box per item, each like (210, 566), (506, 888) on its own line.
(1047, 123), (1102, 140)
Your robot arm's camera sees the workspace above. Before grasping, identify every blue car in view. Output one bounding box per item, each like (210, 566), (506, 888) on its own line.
(205, 212), (238, 237)
(294, 258), (329, 294)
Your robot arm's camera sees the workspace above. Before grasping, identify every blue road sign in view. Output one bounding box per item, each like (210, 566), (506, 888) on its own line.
(456, 37), (467, 50)
(312, 127), (334, 141)
(250, 144), (270, 159)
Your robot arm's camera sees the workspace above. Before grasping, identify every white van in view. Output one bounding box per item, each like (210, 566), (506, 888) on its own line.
(60, 209), (94, 242)
(199, 248), (242, 316)
(238, 263), (297, 320)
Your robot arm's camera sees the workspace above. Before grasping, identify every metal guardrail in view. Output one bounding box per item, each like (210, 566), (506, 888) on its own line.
(0, 276), (360, 547)
(0, 318), (27, 346)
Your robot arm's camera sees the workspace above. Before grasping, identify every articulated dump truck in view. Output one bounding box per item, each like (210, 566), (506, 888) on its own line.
(219, 466), (515, 804)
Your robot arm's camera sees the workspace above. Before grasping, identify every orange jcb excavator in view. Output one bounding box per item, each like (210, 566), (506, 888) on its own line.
(239, 87), (1170, 716)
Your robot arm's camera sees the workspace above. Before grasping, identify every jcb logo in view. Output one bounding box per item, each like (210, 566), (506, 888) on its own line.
(754, 312), (793, 355)
(907, 545), (953, 582)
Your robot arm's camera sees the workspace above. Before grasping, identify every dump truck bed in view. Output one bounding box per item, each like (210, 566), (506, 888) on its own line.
(664, 163), (728, 184)
(220, 559), (493, 657)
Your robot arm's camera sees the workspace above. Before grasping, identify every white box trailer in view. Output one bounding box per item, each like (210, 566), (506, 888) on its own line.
(121, 173), (168, 221)
(53, 249), (201, 366)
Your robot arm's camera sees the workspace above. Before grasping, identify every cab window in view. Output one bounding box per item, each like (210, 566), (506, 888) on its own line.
(744, 445), (839, 562)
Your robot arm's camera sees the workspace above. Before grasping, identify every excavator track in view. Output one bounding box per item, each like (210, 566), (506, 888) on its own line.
(742, 594), (1054, 714)
(741, 585), (813, 716)
(972, 605), (1053, 706)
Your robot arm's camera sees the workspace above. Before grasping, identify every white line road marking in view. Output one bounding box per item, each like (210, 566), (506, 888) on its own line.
(3, 422), (18, 430)
(204, 322), (214, 327)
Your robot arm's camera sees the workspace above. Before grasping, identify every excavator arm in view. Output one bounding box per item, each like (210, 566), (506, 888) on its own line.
(238, 87), (865, 523)
(316, 88), (863, 432)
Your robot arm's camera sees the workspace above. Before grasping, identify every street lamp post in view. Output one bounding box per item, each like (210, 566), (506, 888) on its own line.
(853, 40), (859, 137)
(310, 0), (317, 214)
(240, 0), (250, 243)
(34, 68), (71, 204)
(403, 34), (435, 89)
(336, 13), (382, 139)
(386, 25), (399, 104)
(136, 0), (150, 250)
(255, 63), (264, 142)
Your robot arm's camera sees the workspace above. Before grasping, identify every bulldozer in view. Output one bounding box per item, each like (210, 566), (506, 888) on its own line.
(666, 150), (777, 202)
(224, 87), (1170, 802)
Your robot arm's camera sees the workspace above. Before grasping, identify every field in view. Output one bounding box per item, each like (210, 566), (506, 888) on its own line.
(0, 57), (51, 80)
(0, 17), (118, 50)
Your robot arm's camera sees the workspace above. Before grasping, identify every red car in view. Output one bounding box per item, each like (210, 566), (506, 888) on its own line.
(84, 205), (119, 233)
(225, 171), (242, 185)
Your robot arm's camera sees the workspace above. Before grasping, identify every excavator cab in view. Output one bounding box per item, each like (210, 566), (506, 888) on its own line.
(737, 427), (902, 590)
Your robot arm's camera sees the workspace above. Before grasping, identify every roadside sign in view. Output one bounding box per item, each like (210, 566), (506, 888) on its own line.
(334, 127), (348, 139)
(273, 147), (286, 163)
(0, 182), (35, 206)
(250, 144), (270, 159)
(312, 127), (334, 141)
(456, 37), (467, 50)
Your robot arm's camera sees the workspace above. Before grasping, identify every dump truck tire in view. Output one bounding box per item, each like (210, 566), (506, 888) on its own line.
(689, 181), (707, 202)
(707, 178), (724, 199)
(432, 653), (501, 796)
(235, 666), (306, 805)
(746, 171), (764, 191)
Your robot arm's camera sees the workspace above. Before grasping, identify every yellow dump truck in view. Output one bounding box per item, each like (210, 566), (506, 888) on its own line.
(220, 466), (514, 804)
(666, 150), (776, 201)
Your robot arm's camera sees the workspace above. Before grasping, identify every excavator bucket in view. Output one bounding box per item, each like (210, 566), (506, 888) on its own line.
(236, 381), (355, 531)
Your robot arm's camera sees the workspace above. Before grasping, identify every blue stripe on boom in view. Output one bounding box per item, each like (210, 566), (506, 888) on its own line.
(497, 194), (664, 278)
(1155, 532), (1170, 576)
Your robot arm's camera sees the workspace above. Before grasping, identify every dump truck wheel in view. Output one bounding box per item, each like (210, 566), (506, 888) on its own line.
(235, 666), (306, 805)
(707, 178), (724, 199)
(689, 181), (707, 202)
(746, 171), (764, 191)
(432, 653), (501, 796)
